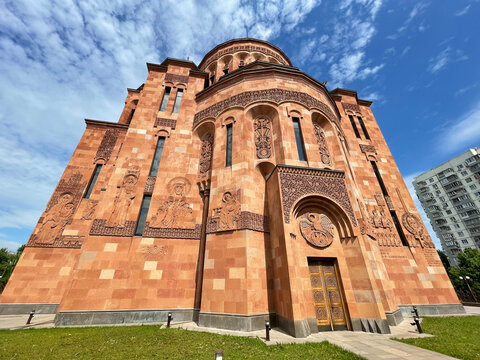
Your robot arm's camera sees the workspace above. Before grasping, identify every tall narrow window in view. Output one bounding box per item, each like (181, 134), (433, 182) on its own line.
(150, 137), (166, 176)
(357, 116), (370, 140)
(210, 73), (215, 86)
(292, 117), (307, 161)
(172, 89), (183, 113)
(370, 161), (408, 246)
(83, 164), (102, 199)
(127, 108), (135, 124)
(348, 115), (361, 139)
(135, 195), (151, 236)
(226, 123), (233, 167)
(159, 87), (171, 112)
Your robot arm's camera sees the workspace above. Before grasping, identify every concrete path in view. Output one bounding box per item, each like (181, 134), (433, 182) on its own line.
(0, 314), (55, 330)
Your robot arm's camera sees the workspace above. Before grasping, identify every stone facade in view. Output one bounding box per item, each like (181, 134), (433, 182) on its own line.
(0, 38), (462, 336)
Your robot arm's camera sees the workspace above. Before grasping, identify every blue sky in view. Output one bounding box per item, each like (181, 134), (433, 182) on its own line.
(0, 0), (479, 251)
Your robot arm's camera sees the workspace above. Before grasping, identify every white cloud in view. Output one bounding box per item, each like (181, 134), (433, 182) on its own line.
(428, 47), (451, 73)
(454, 4), (471, 16)
(436, 101), (480, 155)
(386, 2), (429, 40)
(403, 173), (442, 249)
(455, 82), (478, 97)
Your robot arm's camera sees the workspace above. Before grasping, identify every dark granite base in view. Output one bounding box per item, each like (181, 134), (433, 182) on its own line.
(55, 308), (194, 327)
(351, 318), (391, 334)
(0, 303), (59, 315)
(198, 312), (276, 332)
(398, 304), (465, 317)
(385, 308), (404, 326)
(276, 314), (318, 337)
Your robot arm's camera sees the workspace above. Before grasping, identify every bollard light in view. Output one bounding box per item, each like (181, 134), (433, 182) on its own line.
(410, 316), (423, 333)
(214, 350), (224, 360)
(265, 320), (271, 341)
(26, 310), (35, 325)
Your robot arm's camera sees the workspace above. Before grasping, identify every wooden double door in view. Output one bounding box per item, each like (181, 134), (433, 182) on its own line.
(308, 258), (350, 331)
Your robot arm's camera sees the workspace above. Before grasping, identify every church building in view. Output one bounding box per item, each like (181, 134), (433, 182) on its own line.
(0, 39), (463, 337)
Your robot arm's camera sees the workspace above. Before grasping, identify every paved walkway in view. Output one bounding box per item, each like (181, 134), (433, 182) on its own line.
(1, 307), (479, 359)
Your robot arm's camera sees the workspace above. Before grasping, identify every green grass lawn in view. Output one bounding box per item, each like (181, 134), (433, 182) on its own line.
(0, 325), (364, 360)
(395, 316), (480, 360)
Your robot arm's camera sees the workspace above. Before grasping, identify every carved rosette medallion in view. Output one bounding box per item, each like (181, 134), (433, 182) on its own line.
(254, 117), (272, 159)
(402, 212), (425, 241)
(299, 213), (334, 248)
(313, 123), (331, 165)
(199, 133), (214, 175)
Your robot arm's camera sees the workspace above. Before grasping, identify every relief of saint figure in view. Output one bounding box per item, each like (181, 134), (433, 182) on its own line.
(35, 193), (75, 245)
(107, 174), (137, 227)
(218, 191), (240, 230)
(150, 178), (195, 229)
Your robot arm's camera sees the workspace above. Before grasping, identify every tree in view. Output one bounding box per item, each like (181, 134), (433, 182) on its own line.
(437, 250), (450, 269)
(0, 245), (24, 292)
(447, 248), (480, 302)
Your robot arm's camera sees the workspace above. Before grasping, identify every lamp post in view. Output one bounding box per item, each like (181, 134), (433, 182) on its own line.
(459, 276), (478, 303)
(214, 350), (224, 360)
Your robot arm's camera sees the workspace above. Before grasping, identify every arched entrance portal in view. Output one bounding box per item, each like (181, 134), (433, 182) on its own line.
(293, 197), (353, 332)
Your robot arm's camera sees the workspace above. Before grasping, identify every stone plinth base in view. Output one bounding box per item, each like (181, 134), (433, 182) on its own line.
(0, 303), (59, 315)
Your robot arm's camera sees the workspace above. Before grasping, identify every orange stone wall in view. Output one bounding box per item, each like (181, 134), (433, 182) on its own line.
(1, 39), (460, 335)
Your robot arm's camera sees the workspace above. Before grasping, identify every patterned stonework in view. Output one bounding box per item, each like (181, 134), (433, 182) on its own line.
(154, 118), (177, 129)
(254, 117), (272, 159)
(313, 122), (331, 165)
(199, 133), (214, 175)
(207, 211), (269, 233)
(359, 144), (377, 155)
(143, 224), (201, 239)
(27, 236), (85, 249)
(298, 212), (334, 248)
(144, 176), (156, 194)
(277, 166), (357, 226)
(90, 219), (137, 237)
(27, 171), (86, 248)
(342, 102), (361, 113)
(193, 89), (338, 129)
(164, 73), (189, 84)
(202, 44), (288, 69)
(95, 129), (119, 163)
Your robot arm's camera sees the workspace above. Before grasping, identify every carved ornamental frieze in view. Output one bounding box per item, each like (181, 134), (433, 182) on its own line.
(95, 129), (119, 163)
(154, 118), (177, 129)
(299, 212), (334, 248)
(277, 166), (357, 226)
(199, 133), (214, 175)
(341, 102), (361, 113)
(27, 171), (86, 248)
(193, 89), (338, 129)
(313, 123), (331, 165)
(144, 176), (156, 194)
(254, 117), (272, 159)
(202, 45), (288, 68)
(164, 73), (189, 84)
(207, 211), (269, 233)
(359, 144), (377, 155)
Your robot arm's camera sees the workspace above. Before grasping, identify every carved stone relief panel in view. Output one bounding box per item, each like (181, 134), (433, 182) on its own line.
(278, 166), (357, 226)
(199, 133), (214, 175)
(81, 200), (98, 220)
(341, 102), (361, 114)
(207, 190), (241, 232)
(298, 212), (334, 248)
(207, 211), (269, 234)
(371, 208), (392, 230)
(27, 171), (86, 248)
(313, 122), (331, 165)
(154, 118), (177, 129)
(106, 172), (138, 227)
(149, 177), (195, 229)
(95, 129), (119, 163)
(164, 73), (189, 84)
(402, 212), (434, 248)
(254, 117), (272, 159)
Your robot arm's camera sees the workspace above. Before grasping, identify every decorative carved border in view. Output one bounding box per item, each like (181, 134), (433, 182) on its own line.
(27, 236), (85, 249)
(202, 44), (288, 69)
(144, 176), (156, 194)
(154, 118), (177, 129)
(95, 129), (119, 163)
(359, 144), (377, 155)
(90, 219), (136, 237)
(165, 73), (189, 84)
(206, 211), (270, 233)
(342, 102), (361, 113)
(277, 166), (357, 226)
(193, 89), (338, 129)
(143, 224), (201, 239)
